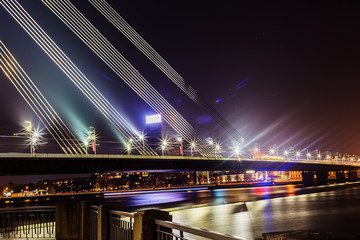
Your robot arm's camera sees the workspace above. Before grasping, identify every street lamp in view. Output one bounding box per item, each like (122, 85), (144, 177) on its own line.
(269, 149), (275, 156)
(25, 121), (33, 154)
(190, 141), (196, 156)
(283, 150), (289, 159)
(126, 142), (132, 155)
(208, 138), (215, 157)
(296, 151), (300, 160)
(177, 136), (183, 156)
(87, 126), (97, 155)
(83, 140), (89, 153)
(139, 132), (145, 152)
(215, 143), (221, 157)
(234, 146), (241, 159)
(161, 139), (168, 156)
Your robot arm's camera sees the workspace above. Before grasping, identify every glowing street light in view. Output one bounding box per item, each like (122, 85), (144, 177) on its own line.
(306, 152), (311, 160)
(87, 126), (97, 154)
(283, 150), (289, 159)
(190, 141), (196, 156)
(234, 146), (241, 158)
(126, 142), (132, 155)
(25, 121), (33, 154)
(215, 143), (221, 157)
(83, 140), (89, 153)
(252, 143), (260, 158)
(208, 138), (214, 146)
(177, 136), (183, 157)
(296, 151), (300, 159)
(161, 139), (168, 156)
(138, 132), (146, 152)
(269, 149), (275, 156)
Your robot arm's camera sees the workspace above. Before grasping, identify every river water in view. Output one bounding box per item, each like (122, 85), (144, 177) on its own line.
(2, 182), (360, 239)
(102, 183), (360, 239)
(167, 184), (360, 239)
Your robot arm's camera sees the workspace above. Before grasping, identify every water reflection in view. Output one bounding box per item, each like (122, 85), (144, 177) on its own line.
(171, 185), (360, 239)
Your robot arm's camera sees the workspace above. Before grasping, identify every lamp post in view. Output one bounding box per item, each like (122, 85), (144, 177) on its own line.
(190, 141), (196, 157)
(139, 132), (145, 153)
(25, 121), (32, 154)
(234, 146), (240, 159)
(161, 139), (168, 156)
(208, 138), (215, 157)
(83, 140), (89, 154)
(126, 142), (132, 155)
(215, 143), (220, 158)
(89, 126), (96, 155)
(283, 150), (289, 159)
(177, 136), (183, 156)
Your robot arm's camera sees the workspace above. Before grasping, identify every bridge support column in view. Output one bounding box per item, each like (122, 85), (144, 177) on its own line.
(336, 171), (346, 183)
(195, 171), (199, 185)
(315, 170), (328, 185)
(206, 171), (210, 184)
(134, 209), (172, 240)
(301, 171), (315, 186)
(347, 171), (358, 182)
(80, 201), (91, 240)
(56, 201), (81, 240)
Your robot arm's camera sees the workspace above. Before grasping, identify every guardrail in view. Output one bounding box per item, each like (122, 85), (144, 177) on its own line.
(155, 219), (246, 240)
(1, 152), (360, 168)
(0, 206), (55, 239)
(109, 210), (134, 240)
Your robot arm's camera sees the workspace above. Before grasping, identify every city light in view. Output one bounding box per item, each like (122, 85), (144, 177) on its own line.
(161, 139), (168, 156)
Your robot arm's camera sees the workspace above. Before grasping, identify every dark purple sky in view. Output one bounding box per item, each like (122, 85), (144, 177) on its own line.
(0, 0), (360, 162)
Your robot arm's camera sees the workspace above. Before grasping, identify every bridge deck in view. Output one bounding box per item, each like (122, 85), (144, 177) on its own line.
(1, 153), (359, 175)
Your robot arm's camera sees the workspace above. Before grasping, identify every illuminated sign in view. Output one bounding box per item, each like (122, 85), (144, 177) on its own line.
(146, 114), (162, 124)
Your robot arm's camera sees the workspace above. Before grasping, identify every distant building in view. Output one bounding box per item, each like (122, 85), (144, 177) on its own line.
(145, 114), (180, 156)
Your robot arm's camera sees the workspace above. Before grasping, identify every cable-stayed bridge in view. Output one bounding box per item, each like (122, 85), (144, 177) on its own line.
(0, 0), (248, 158)
(0, 0), (359, 185)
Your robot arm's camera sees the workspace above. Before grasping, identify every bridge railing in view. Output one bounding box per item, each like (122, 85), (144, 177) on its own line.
(109, 210), (134, 240)
(0, 206), (55, 239)
(155, 219), (246, 240)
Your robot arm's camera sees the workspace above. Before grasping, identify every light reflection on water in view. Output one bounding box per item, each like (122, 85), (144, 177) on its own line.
(170, 185), (360, 239)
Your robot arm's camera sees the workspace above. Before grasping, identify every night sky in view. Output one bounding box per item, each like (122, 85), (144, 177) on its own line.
(0, 0), (360, 160)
